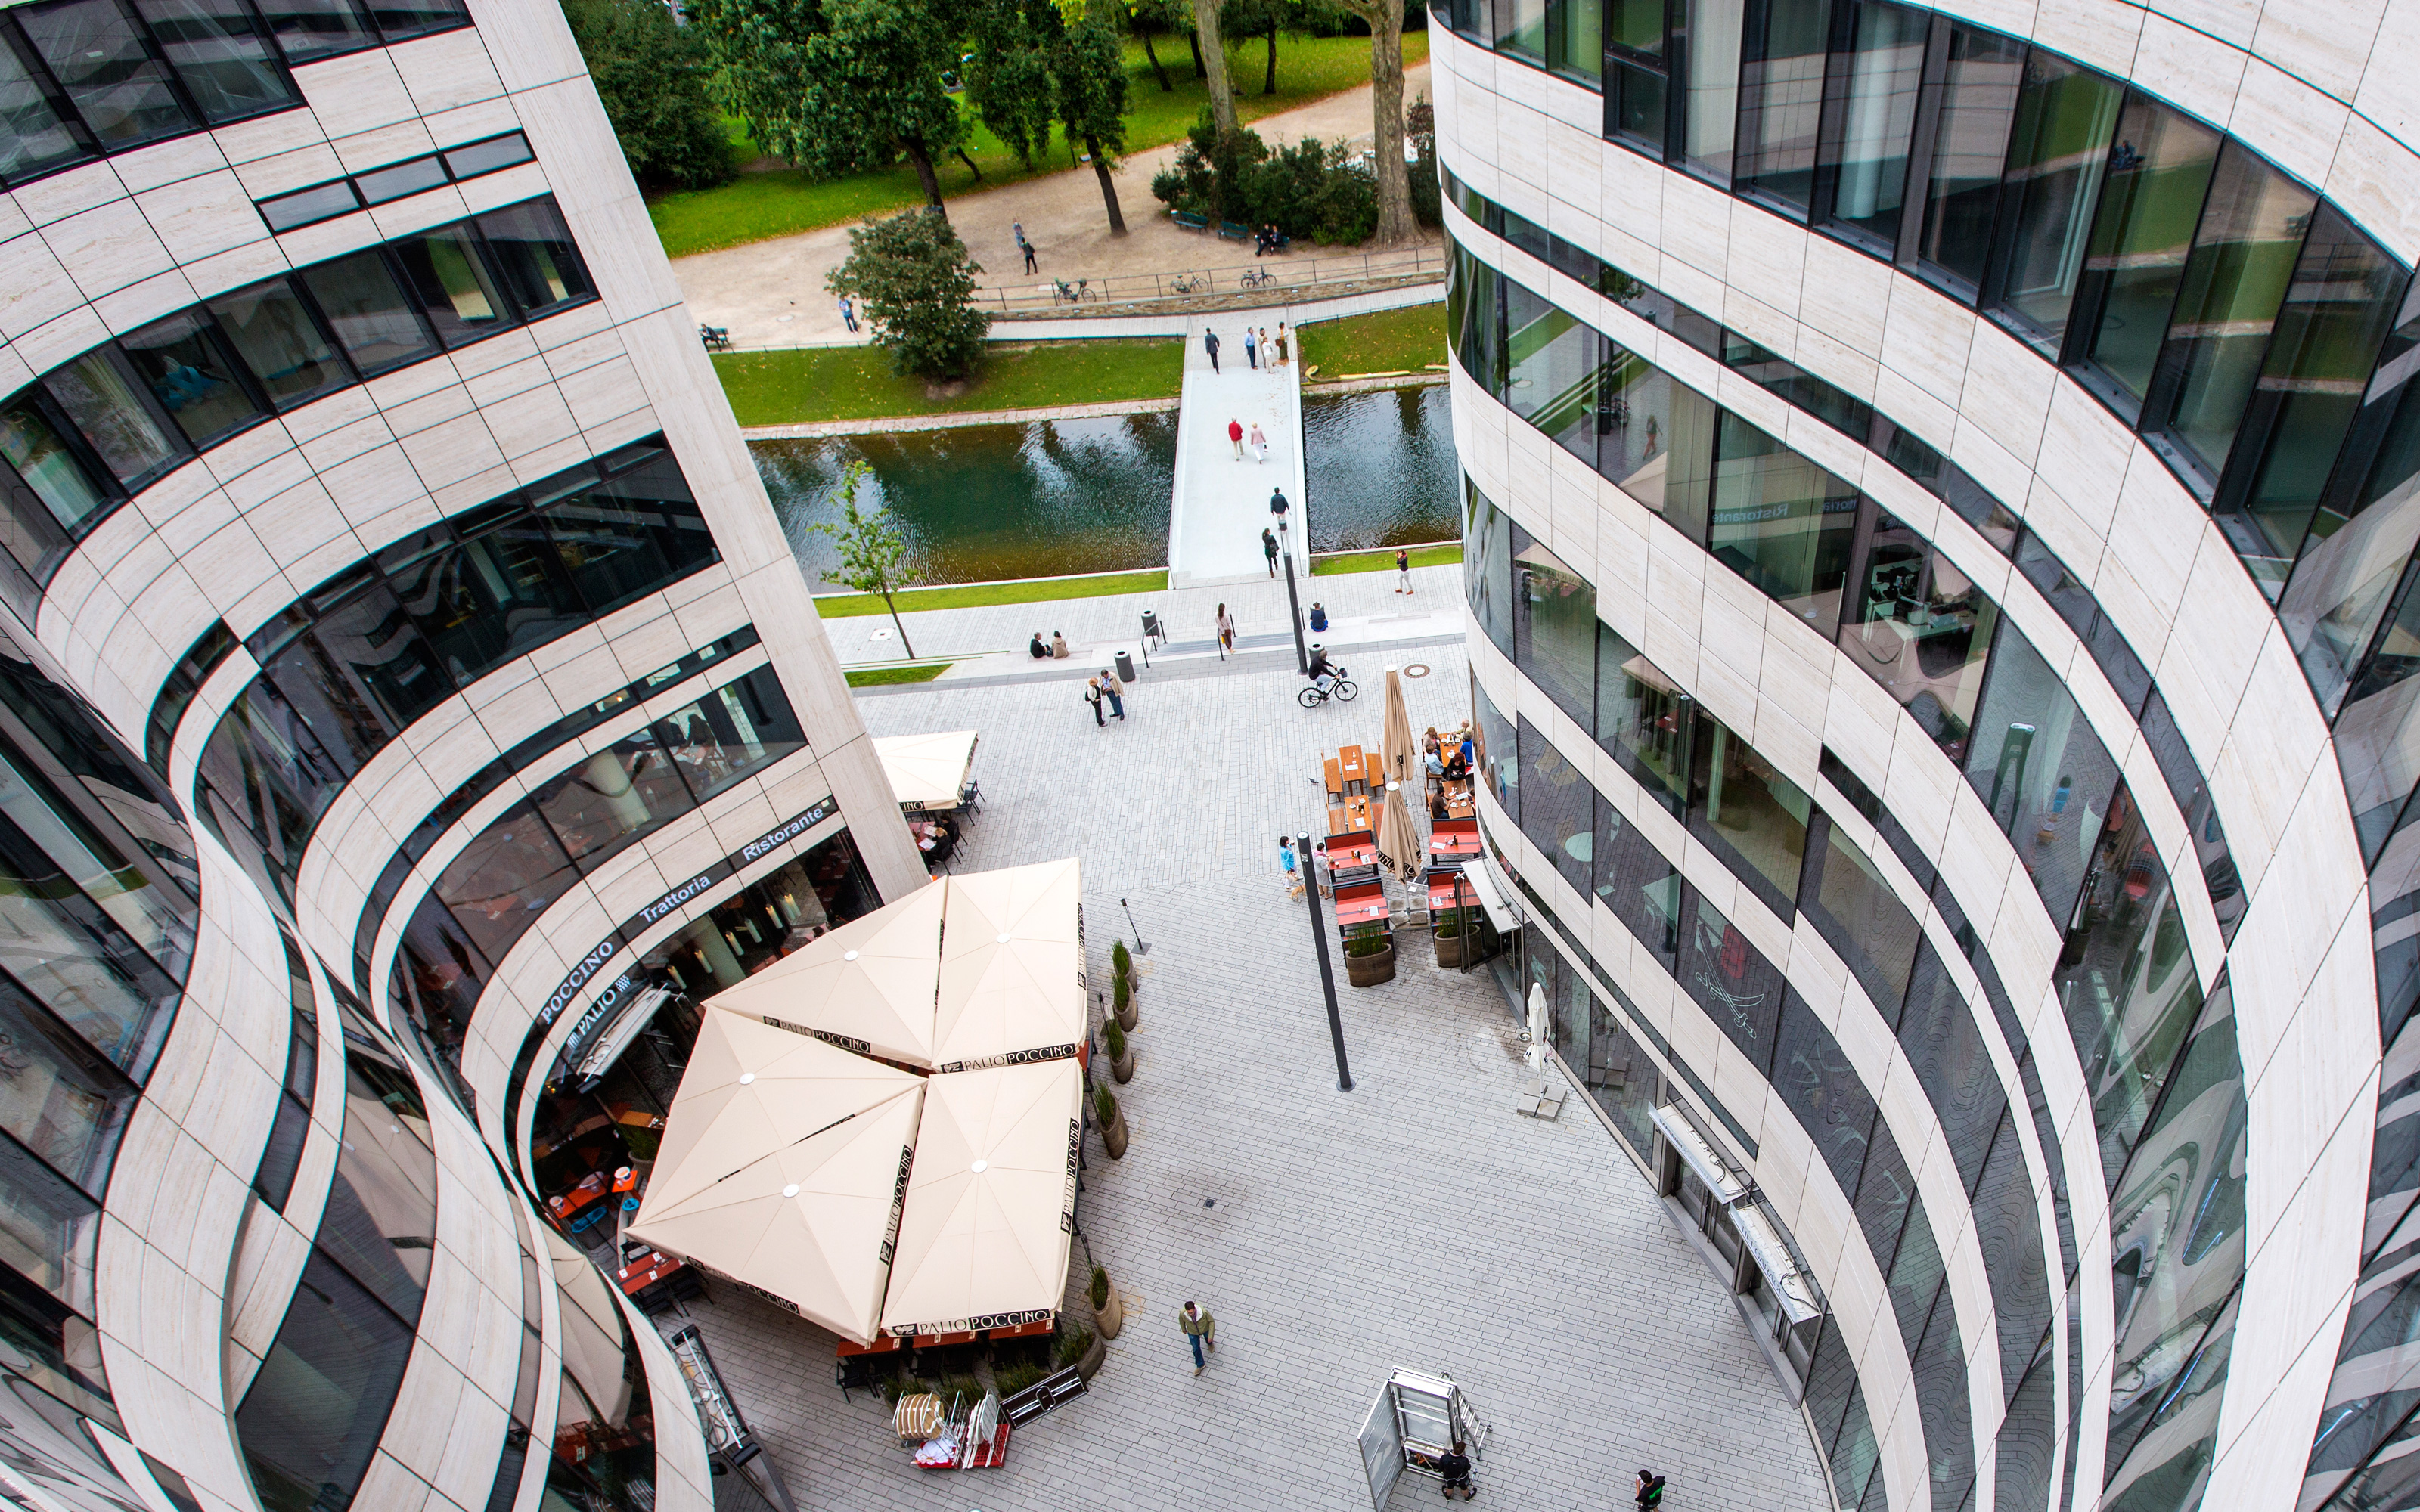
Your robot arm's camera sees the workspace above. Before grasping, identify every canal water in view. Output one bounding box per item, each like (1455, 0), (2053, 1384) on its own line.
(754, 383), (1457, 587)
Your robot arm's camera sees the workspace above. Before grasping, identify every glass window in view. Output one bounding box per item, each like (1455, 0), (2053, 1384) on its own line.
(1603, 356), (1717, 544)
(540, 488), (678, 617)
(1983, 52), (2123, 355)
(0, 751), (185, 969)
(313, 1041), (436, 1320)
(1896, 939), (2006, 1194)
(2057, 783), (2202, 1192)
(1722, 333), (1872, 437)
(2138, 144), (2317, 491)
(0, 1134), (96, 1313)
(1464, 479), (1515, 658)
(1595, 793), (1680, 968)
(1732, 0), (1829, 217)
(17, 0), (193, 146)
(1849, 1112), (1917, 1273)
(386, 896), (482, 1113)
(0, 38), (92, 184)
(1676, 890), (1783, 1074)
(1547, 0), (1601, 82)
(236, 1250), (414, 1512)
(1685, 713), (1808, 917)
(1770, 988), (1875, 1196)
(1497, 0), (1546, 57)
(1817, 0), (1927, 250)
(2281, 357), (2420, 717)
(0, 395), (111, 538)
(1562, 982), (1657, 1154)
(478, 201), (598, 321)
(256, 178), (358, 231)
(532, 727), (693, 868)
(1447, 244), (1503, 395)
(129, 0), (293, 122)
(591, 445), (715, 576)
(251, 0), (374, 62)
(119, 309), (260, 447)
(1839, 511), (1997, 760)
(1801, 815), (1921, 1018)
(389, 223), (513, 348)
(1506, 278), (1602, 466)
(2214, 212), (2406, 601)
(206, 279), (347, 409)
(1970, 1112), (2052, 1396)
(441, 131), (532, 179)
(365, 0), (465, 39)
(1473, 676), (1519, 820)
(1884, 1195), (1944, 1352)
(299, 583), (449, 732)
(1595, 623), (1692, 815)
(1609, 60), (1668, 151)
(1910, 27), (2024, 296)
(666, 668), (805, 801)
(384, 519), (585, 686)
(2069, 94), (2223, 417)
(261, 633), (384, 777)
(1707, 411), (1857, 637)
(1608, 0), (1661, 58)
(351, 153), (444, 204)
(1679, 0), (1742, 181)
(1962, 618), (2122, 926)
(1909, 1293), (1978, 1508)
(1512, 528), (1597, 727)
(1518, 717), (1593, 897)
(43, 352), (179, 489)
(2100, 1292), (2234, 1508)
(2335, 564), (2420, 859)
(0, 979), (129, 1198)
(297, 249), (434, 375)
(434, 798), (581, 962)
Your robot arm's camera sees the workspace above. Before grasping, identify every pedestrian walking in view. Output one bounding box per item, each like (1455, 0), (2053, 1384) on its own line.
(1244, 329), (1258, 369)
(1395, 547), (1413, 594)
(1204, 327), (1221, 373)
(1014, 222), (1036, 274)
(837, 294), (858, 333)
(1439, 1442), (1475, 1500)
(1100, 670), (1125, 720)
(1279, 835), (1303, 896)
(1276, 321), (1289, 366)
(1262, 528), (1280, 577)
(1229, 417), (1245, 460)
(1084, 676), (1105, 727)
(1268, 485), (1289, 520)
(1249, 421), (1268, 463)
(1635, 1470), (1665, 1509)
(1215, 602), (1235, 658)
(1179, 1301), (1218, 1374)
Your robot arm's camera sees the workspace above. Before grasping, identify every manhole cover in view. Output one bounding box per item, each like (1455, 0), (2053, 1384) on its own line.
(1404, 663), (1432, 678)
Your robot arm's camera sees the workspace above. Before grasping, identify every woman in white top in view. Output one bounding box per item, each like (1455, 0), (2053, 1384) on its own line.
(1215, 603), (1236, 659)
(1248, 421), (1268, 463)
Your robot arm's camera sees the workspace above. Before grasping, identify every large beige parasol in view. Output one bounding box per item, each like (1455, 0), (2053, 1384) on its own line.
(1376, 779), (1423, 882)
(627, 1083), (924, 1343)
(1378, 664), (1419, 792)
(879, 1059), (1084, 1337)
(932, 859), (1086, 1072)
(873, 731), (980, 810)
(702, 881), (945, 1067)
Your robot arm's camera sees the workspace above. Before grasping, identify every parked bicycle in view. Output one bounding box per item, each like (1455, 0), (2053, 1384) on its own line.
(1170, 272), (1210, 294)
(1053, 278), (1102, 304)
(1297, 662), (1358, 708)
(1238, 266), (1274, 290)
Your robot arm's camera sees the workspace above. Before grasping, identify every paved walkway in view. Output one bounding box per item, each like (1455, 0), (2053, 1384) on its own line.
(678, 615), (1833, 1511)
(675, 65), (1437, 350)
(1169, 318), (1305, 587)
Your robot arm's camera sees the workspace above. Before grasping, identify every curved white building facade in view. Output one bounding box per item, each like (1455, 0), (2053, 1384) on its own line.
(0, 2), (923, 1509)
(1431, 2), (2420, 1507)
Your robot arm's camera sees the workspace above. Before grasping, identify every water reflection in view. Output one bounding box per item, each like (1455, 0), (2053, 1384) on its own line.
(1304, 383), (1460, 552)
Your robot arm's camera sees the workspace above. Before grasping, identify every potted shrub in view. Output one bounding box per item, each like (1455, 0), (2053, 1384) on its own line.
(1113, 973), (1138, 1032)
(1112, 938), (1133, 984)
(1344, 924), (1396, 987)
(1104, 1018), (1135, 1083)
(1090, 1263), (1124, 1338)
(1433, 911), (1466, 968)
(1094, 1083), (1128, 1158)
(1057, 1323), (1104, 1381)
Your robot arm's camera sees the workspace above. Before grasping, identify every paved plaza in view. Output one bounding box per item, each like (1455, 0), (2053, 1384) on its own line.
(679, 602), (1832, 1512)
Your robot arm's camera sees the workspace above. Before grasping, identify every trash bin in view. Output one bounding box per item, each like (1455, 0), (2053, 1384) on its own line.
(1115, 650), (1137, 683)
(1141, 609), (1162, 644)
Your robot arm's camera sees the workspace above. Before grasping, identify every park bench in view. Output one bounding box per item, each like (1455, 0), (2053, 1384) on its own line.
(1217, 219), (1252, 240)
(1170, 210), (1209, 231)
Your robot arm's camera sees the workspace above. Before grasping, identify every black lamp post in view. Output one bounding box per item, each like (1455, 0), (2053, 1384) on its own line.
(1297, 829), (1353, 1092)
(1280, 517), (1307, 674)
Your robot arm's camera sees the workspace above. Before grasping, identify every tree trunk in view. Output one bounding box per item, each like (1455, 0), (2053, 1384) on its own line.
(881, 593), (918, 658)
(1190, 0), (1236, 132)
(1354, 0), (1416, 246)
(954, 145), (984, 181)
(1138, 24), (1174, 90)
(1264, 22), (1277, 94)
(1187, 27), (1205, 78)
(903, 140), (947, 216)
(1087, 134), (1128, 234)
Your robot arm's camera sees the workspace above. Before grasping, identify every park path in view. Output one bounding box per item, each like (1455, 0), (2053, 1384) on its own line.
(1168, 318), (1305, 588)
(675, 62), (1435, 351)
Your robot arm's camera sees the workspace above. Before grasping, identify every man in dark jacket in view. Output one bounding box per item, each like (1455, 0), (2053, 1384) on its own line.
(1203, 327), (1221, 373)
(1263, 528), (1280, 578)
(1438, 1442), (1474, 1499)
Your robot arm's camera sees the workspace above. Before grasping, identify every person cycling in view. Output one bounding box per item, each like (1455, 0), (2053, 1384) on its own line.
(1306, 646), (1339, 696)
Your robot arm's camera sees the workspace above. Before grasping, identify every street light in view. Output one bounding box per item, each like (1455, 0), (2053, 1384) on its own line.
(1279, 517), (1307, 674)
(1297, 829), (1353, 1092)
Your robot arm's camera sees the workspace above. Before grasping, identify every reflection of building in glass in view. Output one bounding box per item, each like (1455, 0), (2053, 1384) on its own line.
(1436, 4), (2417, 1507)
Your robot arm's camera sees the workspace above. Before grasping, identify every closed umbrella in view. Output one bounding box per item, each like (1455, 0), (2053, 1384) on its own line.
(1376, 779), (1423, 883)
(1526, 981), (1550, 1073)
(1379, 664), (1419, 792)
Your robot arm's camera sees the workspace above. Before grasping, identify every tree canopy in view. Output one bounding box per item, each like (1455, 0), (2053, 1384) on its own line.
(827, 209), (991, 381)
(559, 0), (734, 190)
(810, 462), (920, 657)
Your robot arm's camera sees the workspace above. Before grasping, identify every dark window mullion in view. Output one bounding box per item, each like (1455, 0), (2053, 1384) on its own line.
(1802, 0), (1860, 228)
(1888, 13), (1952, 269)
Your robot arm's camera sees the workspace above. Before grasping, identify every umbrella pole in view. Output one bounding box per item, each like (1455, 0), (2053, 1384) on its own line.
(1297, 829), (1354, 1092)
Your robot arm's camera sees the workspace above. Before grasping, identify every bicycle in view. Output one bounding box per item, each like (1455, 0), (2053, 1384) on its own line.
(1171, 272), (1209, 294)
(1238, 265), (1274, 290)
(1298, 665), (1358, 708)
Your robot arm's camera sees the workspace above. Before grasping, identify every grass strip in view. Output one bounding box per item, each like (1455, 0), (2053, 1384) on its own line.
(652, 33), (1429, 258)
(718, 340), (1182, 427)
(845, 663), (953, 686)
(1297, 301), (1447, 380)
(816, 570), (1169, 616)
(1311, 543), (1462, 576)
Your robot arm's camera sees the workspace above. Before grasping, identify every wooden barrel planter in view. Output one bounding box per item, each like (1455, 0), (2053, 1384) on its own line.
(1434, 930), (1468, 967)
(1094, 1088), (1129, 1158)
(1091, 1266), (1125, 1339)
(1345, 941), (1397, 987)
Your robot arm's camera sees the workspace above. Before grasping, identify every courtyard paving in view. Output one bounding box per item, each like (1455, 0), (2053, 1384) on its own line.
(675, 612), (1833, 1512)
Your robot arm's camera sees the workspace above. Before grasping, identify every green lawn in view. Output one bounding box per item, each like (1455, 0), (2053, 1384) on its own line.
(1298, 300), (1447, 378)
(816, 570), (1169, 617)
(845, 662), (952, 686)
(715, 339), (1182, 426)
(650, 30), (1431, 258)
(1312, 542), (1461, 575)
